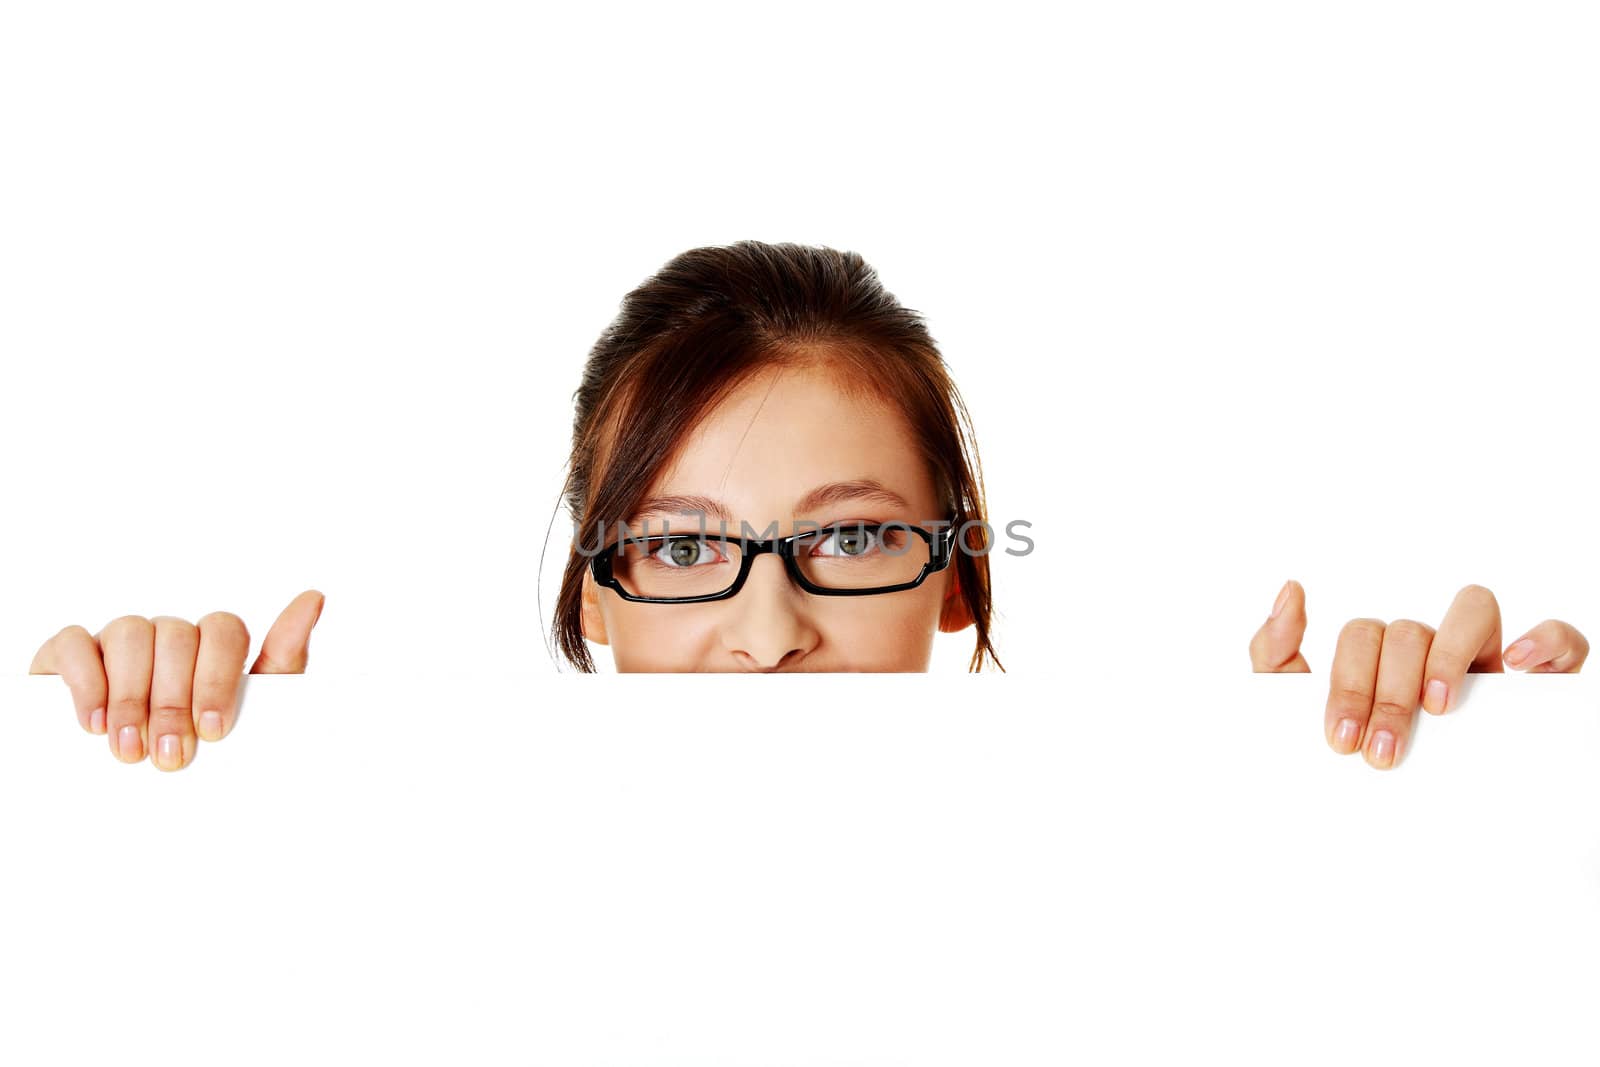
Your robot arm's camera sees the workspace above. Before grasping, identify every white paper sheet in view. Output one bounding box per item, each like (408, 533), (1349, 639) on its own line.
(3, 672), (1595, 1065)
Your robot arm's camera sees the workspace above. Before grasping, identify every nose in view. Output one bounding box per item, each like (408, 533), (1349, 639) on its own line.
(720, 553), (818, 671)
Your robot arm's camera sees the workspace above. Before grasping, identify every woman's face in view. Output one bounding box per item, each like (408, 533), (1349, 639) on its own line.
(580, 363), (974, 672)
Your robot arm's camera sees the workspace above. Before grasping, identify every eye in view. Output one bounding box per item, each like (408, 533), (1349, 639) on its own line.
(649, 537), (724, 568)
(810, 525), (884, 558)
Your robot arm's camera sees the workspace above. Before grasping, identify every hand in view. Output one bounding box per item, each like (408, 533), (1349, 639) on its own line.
(28, 590), (326, 771)
(1249, 581), (1588, 769)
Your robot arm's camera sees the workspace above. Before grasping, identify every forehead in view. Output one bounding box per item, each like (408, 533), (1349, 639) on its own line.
(639, 364), (941, 523)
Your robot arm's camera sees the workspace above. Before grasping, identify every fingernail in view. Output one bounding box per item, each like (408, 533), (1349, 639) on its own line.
(1505, 639), (1535, 667)
(88, 707), (106, 734)
(198, 711), (224, 741)
(1369, 729), (1397, 768)
(1270, 581), (1291, 620)
(1424, 678), (1449, 714)
(155, 734), (181, 770)
(117, 725), (143, 762)
(1334, 717), (1361, 752)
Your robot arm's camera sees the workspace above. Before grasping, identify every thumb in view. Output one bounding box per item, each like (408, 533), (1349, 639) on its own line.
(250, 589), (325, 675)
(1249, 579), (1310, 672)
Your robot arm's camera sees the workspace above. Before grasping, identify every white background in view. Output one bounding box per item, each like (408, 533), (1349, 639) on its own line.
(2, 0), (1597, 1062)
(5, 1), (1594, 683)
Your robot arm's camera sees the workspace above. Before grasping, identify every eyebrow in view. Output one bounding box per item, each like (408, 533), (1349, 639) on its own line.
(628, 479), (913, 525)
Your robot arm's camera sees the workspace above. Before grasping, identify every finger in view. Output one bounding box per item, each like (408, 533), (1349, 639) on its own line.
(1324, 619), (1384, 756)
(1249, 579), (1310, 672)
(1420, 584), (1504, 715)
(192, 612), (251, 741)
(249, 589), (325, 675)
(29, 626), (110, 734)
(1362, 619), (1435, 770)
(148, 617), (200, 772)
(97, 616), (154, 764)
(1504, 620), (1590, 674)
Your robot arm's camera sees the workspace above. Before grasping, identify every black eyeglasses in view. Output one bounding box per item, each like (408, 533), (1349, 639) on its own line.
(590, 520), (957, 604)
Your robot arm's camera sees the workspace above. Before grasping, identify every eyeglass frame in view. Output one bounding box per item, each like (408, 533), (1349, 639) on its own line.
(590, 519), (959, 604)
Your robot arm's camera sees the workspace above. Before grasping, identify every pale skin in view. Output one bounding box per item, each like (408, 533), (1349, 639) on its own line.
(27, 362), (979, 769)
(1249, 581), (1589, 770)
(580, 362), (975, 672)
(28, 590), (325, 771)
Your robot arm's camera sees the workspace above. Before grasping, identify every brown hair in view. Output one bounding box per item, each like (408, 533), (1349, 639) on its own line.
(548, 240), (1004, 673)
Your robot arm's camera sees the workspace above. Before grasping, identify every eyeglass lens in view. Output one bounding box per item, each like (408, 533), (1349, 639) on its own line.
(611, 524), (930, 600)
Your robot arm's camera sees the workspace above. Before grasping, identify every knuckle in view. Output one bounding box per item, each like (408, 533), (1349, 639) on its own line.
(108, 694), (148, 718)
(103, 615), (153, 639)
(66, 668), (107, 697)
(1386, 619), (1434, 646)
(1371, 699), (1415, 721)
(1338, 618), (1386, 649)
(1328, 685), (1373, 712)
(198, 611), (250, 643)
(149, 703), (193, 725)
(192, 671), (237, 698)
(152, 616), (199, 638)
(152, 619), (200, 659)
(264, 650), (307, 673)
(1427, 644), (1469, 674)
